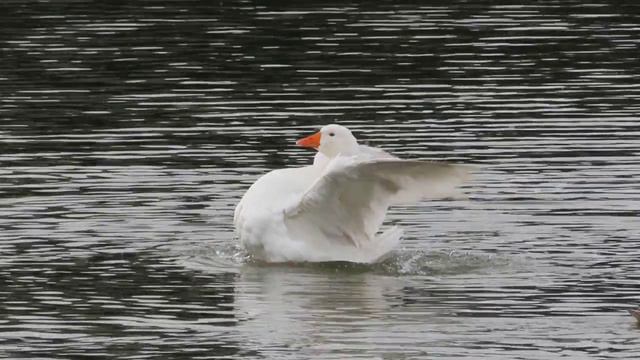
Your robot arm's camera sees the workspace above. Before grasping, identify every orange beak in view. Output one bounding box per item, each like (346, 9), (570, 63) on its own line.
(296, 131), (322, 149)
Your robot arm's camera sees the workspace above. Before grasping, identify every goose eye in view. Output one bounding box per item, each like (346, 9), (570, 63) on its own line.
(329, 132), (335, 137)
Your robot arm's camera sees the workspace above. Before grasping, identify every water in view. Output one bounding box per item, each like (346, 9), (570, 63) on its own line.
(2, 0), (640, 358)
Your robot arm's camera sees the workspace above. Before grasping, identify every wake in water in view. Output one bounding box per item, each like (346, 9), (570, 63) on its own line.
(377, 249), (515, 275)
(180, 243), (516, 276)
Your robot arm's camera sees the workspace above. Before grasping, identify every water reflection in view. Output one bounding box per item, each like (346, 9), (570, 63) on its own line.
(234, 267), (404, 356)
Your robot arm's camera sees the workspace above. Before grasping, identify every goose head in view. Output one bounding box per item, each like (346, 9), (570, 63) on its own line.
(296, 124), (359, 158)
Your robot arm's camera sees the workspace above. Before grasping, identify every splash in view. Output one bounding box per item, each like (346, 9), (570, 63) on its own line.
(181, 243), (514, 276)
(376, 249), (513, 276)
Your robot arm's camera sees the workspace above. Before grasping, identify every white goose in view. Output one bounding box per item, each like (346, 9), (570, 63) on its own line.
(234, 124), (470, 263)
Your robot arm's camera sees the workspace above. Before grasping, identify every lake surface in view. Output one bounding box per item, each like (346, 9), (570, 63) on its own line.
(1, 0), (640, 358)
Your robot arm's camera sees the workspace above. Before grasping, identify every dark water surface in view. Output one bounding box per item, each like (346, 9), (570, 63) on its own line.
(2, 0), (640, 359)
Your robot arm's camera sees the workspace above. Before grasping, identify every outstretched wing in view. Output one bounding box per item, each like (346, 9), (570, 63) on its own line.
(358, 144), (398, 160)
(284, 158), (470, 248)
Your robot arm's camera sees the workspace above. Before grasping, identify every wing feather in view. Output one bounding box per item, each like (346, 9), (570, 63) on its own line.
(284, 158), (471, 247)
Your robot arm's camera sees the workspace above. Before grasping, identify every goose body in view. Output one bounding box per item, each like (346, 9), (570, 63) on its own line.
(234, 124), (469, 263)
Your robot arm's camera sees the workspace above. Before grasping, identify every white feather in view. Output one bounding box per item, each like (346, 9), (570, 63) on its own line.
(285, 156), (469, 247)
